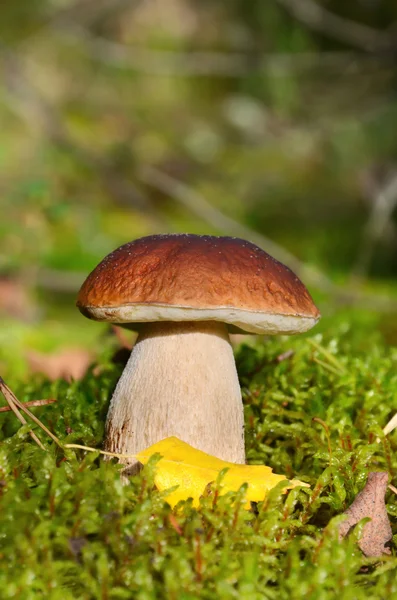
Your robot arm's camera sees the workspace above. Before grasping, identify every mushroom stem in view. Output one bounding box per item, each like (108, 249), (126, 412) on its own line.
(104, 321), (245, 469)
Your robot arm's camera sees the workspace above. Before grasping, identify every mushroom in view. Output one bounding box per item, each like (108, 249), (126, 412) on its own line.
(77, 234), (320, 470)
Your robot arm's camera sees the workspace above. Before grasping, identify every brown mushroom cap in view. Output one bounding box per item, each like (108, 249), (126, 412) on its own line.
(77, 234), (320, 334)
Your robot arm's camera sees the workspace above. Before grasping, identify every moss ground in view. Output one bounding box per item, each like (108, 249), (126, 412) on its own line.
(1, 311), (397, 599)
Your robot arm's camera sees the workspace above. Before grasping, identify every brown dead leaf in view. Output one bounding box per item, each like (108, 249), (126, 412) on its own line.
(26, 348), (93, 381)
(339, 472), (392, 557)
(0, 277), (36, 320)
(111, 325), (134, 350)
(229, 334), (251, 348)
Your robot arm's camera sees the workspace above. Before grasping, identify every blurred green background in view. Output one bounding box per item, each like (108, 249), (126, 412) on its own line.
(1, 0), (397, 377)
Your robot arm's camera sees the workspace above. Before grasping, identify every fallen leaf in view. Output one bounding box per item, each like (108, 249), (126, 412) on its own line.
(110, 325), (134, 350)
(229, 333), (251, 348)
(0, 277), (36, 320)
(339, 471), (392, 557)
(137, 436), (307, 508)
(26, 348), (93, 381)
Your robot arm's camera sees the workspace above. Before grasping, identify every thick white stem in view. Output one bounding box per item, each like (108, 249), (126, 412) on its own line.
(104, 321), (245, 467)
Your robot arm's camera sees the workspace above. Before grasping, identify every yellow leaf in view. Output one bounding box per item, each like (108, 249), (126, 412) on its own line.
(137, 436), (308, 508)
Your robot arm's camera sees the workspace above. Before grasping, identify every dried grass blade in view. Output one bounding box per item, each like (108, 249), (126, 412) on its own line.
(64, 443), (137, 459)
(0, 377), (62, 448)
(0, 398), (57, 413)
(0, 377), (45, 450)
(312, 357), (342, 376)
(383, 412), (397, 436)
(308, 339), (347, 374)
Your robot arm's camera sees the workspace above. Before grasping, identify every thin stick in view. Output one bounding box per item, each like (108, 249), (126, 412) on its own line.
(11, 395), (63, 448)
(277, 0), (390, 52)
(65, 443), (138, 458)
(59, 24), (364, 77)
(139, 166), (397, 312)
(0, 377), (62, 448)
(353, 172), (397, 278)
(0, 377), (45, 449)
(139, 166), (333, 291)
(388, 483), (397, 495)
(383, 413), (397, 437)
(0, 398), (57, 413)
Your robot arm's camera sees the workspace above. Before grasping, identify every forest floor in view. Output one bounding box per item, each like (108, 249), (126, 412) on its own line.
(1, 309), (397, 599)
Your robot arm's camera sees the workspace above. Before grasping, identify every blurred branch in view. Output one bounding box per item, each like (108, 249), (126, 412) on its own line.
(32, 166), (397, 313)
(36, 269), (86, 293)
(0, 377), (45, 449)
(0, 398), (57, 413)
(1, 41), (396, 311)
(23, 0), (143, 45)
(138, 166), (396, 310)
(277, 0), (394, 52)
(0, 46), (159, 220)
(353, 171), (397, 277)
(139, 165), (397, 311)
(139, 166), (335, 290)
(58, 24), (365, 77)
(52, 0), (141, 24)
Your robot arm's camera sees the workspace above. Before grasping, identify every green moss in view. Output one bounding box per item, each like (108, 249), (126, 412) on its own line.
(1, 315), (397, 598)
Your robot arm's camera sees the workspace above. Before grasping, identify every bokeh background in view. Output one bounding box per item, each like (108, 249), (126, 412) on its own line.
(1, 0), (397, 378)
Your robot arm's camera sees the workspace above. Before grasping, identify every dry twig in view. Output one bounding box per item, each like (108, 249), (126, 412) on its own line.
(0, 398), (57, 413)
(56, 24), (366, 77)
(139, 166), (397, 311)
(382, 412), (397, 437)
(0, 377), (45, 449)
(0, 377), (62, 449)
(277, 0), (393, 52)
(21, 0), (142, 47)
(139, 165), (334, 291)
(353, 171), (397, 277)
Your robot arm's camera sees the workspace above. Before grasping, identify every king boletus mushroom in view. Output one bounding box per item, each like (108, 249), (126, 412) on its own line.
(77, 234), (320, 469)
